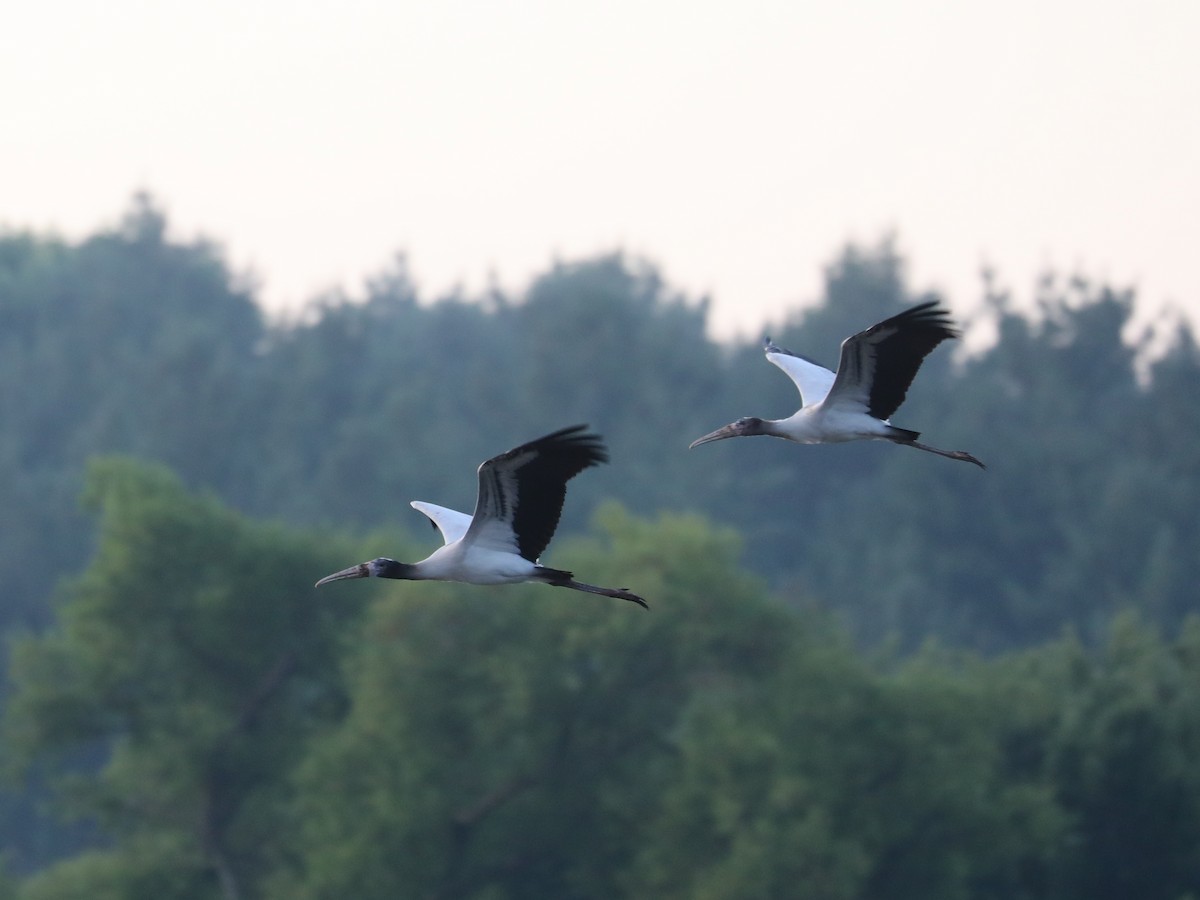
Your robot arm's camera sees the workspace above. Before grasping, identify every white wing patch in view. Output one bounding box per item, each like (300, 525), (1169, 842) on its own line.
(765, 349), (837, 407)
(410, 501), (473, 546)
(464, 516), (526, 558)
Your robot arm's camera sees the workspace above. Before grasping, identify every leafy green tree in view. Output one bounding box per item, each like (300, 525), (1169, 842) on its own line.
(628, 637), (1064, 900)
(7, 194), (1200, 893)
(245, 252), (721, 533)
(513, 254), (724, 517)
(1045, 616), (1200, 900)
(0, 195), (263, 632)
(269, 506), (791, 900)
(6, 454), (1200, 900)
(238, 255), (526, 528)
(7, 196), (1200, 654)
(791, 271), (1198, 649)
(4, 458), (370, 899)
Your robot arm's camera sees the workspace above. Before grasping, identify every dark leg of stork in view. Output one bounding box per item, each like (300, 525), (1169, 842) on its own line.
(536, 567), (648, 608)
(561, 579), (649, 609)
(895, 437), (986, 469)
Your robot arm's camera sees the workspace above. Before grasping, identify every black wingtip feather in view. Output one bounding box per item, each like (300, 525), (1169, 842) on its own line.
(856, 302), (961, 420)
(512, 424), (608, 467)
(886, 300), (960, 340)
(483, 425), (610, 564)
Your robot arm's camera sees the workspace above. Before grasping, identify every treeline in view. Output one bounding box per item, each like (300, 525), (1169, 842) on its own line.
(2, 195), (1198, 651)
(4, 460), (1199, 899)
(3, 195), (1200, 895)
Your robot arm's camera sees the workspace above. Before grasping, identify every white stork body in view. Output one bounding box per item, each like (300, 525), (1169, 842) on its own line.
(690, 302), (985, 468)
(315, 426), (647, 607)
(401, 502), (544, 585)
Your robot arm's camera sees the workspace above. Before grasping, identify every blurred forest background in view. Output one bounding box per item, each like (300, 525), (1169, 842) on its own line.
(1, 195), (1198, 899)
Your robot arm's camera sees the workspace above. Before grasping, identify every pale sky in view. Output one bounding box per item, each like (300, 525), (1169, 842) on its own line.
(3, 0), (1197, 338)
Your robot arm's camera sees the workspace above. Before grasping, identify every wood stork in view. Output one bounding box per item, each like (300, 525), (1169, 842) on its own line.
(690, 301), (985, 468)
(315, 425), (648, 608)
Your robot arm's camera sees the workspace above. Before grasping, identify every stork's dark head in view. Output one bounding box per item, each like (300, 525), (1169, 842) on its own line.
(689, 416), (769, 448)
(314, 558), (415, 587)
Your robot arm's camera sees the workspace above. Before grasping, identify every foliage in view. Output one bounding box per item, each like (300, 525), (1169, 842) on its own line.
(0, 195), (263, 631)
(629, 641), (1062, 900)
(983, 615), (1200, 900)
(269, 506), (788, 900)
(4, 195), (1200, 893)
(8, 466), (1200, 898)
(3, 196), (1199, 651)
(3, 458), (371, 896)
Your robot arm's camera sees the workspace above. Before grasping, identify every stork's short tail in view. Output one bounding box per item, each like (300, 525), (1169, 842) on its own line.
(886, 426), (921, 442)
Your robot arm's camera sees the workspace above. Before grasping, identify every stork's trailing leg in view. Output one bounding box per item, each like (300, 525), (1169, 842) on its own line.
(893, 436), (986, 469)
(537, 567), (648, 608)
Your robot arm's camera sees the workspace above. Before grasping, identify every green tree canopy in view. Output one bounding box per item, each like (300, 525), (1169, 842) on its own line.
(4, 458), (370, 897)
(7, 461), (1200, 900)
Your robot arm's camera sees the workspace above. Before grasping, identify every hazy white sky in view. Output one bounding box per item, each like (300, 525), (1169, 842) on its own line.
(3, 0), (1197, 337)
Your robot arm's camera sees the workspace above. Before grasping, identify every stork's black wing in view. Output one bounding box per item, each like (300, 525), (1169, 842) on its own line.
(467, 425), (607, 562)
(825, 301), (958, 420)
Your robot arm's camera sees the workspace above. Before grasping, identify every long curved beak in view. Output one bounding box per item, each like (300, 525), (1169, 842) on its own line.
(315, 562), (369, 588)
(689, 422), (743, 449)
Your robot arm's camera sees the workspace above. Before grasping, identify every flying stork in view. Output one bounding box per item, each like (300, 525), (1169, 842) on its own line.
(690, 301), (985, 468)
(315, 425), (648, 608)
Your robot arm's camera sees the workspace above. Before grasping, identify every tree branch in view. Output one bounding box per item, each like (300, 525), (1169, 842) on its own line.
(202, 651), (300, 900)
